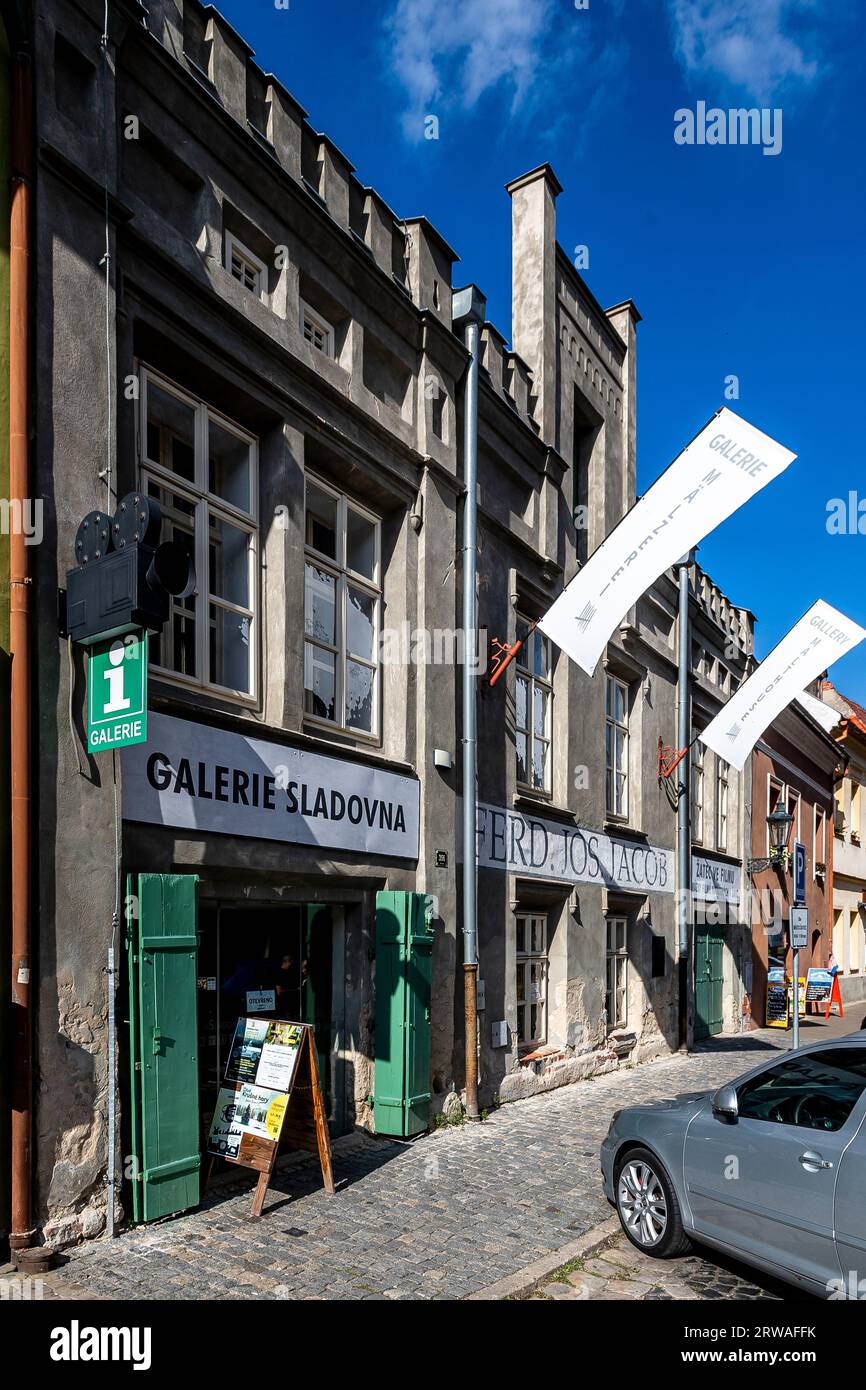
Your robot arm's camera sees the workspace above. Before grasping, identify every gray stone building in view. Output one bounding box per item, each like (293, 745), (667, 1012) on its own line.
(21, 0), (751, 1247)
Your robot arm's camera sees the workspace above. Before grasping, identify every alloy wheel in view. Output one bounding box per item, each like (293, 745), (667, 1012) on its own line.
(617, 1159), (668, 1247)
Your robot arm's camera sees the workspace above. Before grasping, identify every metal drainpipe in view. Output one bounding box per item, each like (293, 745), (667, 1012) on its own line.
(453, 285), (486, 1121)
(676, 554), (693, 1051)
(9, 39), (34, 1256)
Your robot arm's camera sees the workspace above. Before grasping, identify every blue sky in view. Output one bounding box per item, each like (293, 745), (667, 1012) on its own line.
(220, 0), (866, 690)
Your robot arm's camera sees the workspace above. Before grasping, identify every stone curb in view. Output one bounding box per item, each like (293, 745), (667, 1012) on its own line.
(464, 1215), (622, 1301)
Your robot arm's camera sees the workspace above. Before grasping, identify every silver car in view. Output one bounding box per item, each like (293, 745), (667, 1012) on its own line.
(600, 1036), (866, 1298)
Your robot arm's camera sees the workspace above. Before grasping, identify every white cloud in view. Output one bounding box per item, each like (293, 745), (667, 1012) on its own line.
(668, 0), (820, 100)
(385, 0), (559, 139)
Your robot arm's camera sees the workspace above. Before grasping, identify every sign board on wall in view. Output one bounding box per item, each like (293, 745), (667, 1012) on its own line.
(691, 855), (740, 904)
(476, 803), (674, 894)
(87, 633), (148, 751)
(122, 713), (420, 859)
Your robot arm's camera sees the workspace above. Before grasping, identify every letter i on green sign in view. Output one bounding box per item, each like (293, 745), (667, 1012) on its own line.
(86, 632), (149, 752)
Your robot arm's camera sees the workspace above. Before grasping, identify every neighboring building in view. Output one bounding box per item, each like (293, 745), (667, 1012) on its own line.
(819, 680), (866, 1002)
(20, 0), (754, 1248)
(748, 704), (838, 1027)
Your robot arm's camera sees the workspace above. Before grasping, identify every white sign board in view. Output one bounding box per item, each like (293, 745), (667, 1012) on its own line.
(699, 601), (866, 771)
(790, 905), (809, 949)
(692, 855), (740, 904)
(538, 409), (796, 675)
(122, 713), (420, 859)
(476, 803), (674, 894)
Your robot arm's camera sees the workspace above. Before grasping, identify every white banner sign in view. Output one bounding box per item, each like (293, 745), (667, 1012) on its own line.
(692, 854), (740, 904)
(477, 803), (674, 894)
(700, 601), (866, 771)
(538, 408), (796, 675)
(795, 688), (839, 733)
(122, 713), (420, 859)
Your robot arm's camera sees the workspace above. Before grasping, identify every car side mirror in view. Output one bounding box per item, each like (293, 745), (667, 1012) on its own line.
(712, 1084), (739, 1122)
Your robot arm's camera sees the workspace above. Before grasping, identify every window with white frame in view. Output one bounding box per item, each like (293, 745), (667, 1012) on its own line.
(605, 675), (628, 818)
(692, 740), (704, 844)
(814, 803), (827, 874)
(786, 787), (801, 848)
(304, 478), (380, 736)
(301, 301), (334, 357)
(605, 916), (628, 1030)
(139, 368), (257, 700)
(515, 912), (548, 1047)
(767, 775), (784, 854)
(226, 232), (266, 299)
(716, 757), (729, 852)
(515, 620), (552, 794)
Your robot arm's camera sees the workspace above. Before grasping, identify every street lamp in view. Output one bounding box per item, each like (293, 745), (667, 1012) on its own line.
(749, 803), (794, 873)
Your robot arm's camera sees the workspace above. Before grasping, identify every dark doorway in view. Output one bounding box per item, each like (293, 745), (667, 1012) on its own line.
(196, 904), (334, 1148)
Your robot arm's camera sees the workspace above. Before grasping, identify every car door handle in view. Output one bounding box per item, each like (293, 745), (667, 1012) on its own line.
(799, 1150), (833, 1171)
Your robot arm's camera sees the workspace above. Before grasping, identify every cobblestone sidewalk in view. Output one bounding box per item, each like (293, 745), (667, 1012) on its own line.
(5, 1029), (809, 1302)
(529, 1231), (791, 1302)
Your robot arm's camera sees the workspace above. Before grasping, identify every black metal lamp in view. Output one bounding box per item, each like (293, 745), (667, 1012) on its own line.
(749, 803), (794, 873)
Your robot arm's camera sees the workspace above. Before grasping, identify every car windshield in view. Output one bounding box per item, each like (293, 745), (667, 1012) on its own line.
(736, 1048), (866, 1132)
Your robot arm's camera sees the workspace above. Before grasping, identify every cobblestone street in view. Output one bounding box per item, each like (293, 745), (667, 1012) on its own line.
(9, 1018), (863, 1303)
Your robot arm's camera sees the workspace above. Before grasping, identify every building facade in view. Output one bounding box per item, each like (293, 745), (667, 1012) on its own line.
(820, 681), (866, 1001)
(748, 705), (838, 1027)
(19, 0), (752, 1248)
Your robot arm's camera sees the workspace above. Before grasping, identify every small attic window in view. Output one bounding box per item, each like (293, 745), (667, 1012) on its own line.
(301, 301), (334, 357)
(247, 66), (271, 140)
(226, 232), (266, 299)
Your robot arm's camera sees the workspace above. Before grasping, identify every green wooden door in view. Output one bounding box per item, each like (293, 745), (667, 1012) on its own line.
(127, 873), (201, 1222)
(374, 891), (432, 1137)
(694, 927), (725, 1039)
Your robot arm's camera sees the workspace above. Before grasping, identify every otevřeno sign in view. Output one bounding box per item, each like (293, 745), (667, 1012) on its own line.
(122, 713), (420, 859)
(476, 803), (674, 893)
(538, 408), (796, 676)
(699, 600), (866, 771)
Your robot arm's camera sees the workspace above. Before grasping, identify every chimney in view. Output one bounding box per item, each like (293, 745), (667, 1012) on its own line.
(506, 163), (562, 447)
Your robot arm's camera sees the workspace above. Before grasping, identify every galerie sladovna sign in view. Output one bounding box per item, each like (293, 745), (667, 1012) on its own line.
(699, 600), (866, 771)
(122, 713), (420, 859)
(476, 803), (675, 894)
(538, 408), (796, 677)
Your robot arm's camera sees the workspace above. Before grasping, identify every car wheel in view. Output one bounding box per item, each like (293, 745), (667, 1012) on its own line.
(615, 1147), (690, 1258)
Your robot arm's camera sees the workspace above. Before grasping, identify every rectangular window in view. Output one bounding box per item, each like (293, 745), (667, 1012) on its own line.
(605, 916), (628, 1030)
(605, 676), (628, 818)
(786, 788), (801, 848)
(515, 913), (548, 1048)
(692, 741), (704, 844)
(851, 782), (862, 844)
(304, 477), (380, 737)
(301, 301), (335, 357)
(716, 757), (729, 853)
(139, 367), (257, 701)
(515, 620), (552, 795)
(226, 232), (266, 299)
(814, 804), (826, 875)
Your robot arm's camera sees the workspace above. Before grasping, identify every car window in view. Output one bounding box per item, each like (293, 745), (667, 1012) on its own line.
(736, 1049), (866, 1132)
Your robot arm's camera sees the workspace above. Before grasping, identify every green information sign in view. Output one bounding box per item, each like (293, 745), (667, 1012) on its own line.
(87, 632), (148, 752)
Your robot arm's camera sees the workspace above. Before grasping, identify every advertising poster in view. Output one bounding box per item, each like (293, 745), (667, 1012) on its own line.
(225, 1018), (270, 1083)
(256, 1022), (305, 1092)
(206, 1081), (289, 1160)
(766, 969), (789, 1028)
(806, 968), (834, 1004)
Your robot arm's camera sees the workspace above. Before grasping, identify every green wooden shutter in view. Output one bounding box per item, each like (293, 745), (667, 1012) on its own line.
(374, 891), (432, 1137)
(128, 873), (201, 1222)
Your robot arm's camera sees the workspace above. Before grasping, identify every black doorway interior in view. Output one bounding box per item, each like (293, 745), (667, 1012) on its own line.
(197, 904), (334, 1148)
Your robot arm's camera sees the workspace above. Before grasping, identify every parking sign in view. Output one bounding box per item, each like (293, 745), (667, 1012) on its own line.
(87, 632), (148, 752)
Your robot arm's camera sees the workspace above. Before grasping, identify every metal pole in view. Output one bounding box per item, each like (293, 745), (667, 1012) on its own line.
(676, 555), (692, 1050)
(791, 945), (800, 1050)
(9, 39), (35, 1257)
(453, 285), (485, 1121)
